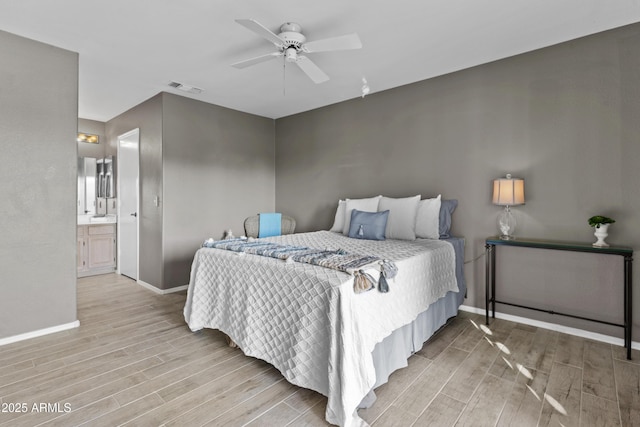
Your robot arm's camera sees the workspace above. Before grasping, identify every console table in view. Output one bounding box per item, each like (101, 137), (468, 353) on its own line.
(485, 236), (633, 360)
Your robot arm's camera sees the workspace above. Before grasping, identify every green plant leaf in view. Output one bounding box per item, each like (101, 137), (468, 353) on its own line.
(588, 215), (615, 227)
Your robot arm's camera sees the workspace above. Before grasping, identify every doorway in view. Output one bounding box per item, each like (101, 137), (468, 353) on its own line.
(117, 129), (139, 280)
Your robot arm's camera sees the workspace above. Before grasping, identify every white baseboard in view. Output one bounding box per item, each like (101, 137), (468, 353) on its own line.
(163, 284), (189, 294)
(137, 280), (188, 295)
(459, 305), (639, 351)
(0, 320), (80, 347)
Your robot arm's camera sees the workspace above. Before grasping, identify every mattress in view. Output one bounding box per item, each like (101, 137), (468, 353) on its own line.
(184, 230), (459, 427)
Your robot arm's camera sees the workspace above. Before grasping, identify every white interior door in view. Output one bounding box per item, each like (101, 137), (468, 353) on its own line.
(117, 129), (139, 280)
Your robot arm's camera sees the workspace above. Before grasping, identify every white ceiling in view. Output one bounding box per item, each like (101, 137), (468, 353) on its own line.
(2, 1), (640, 122)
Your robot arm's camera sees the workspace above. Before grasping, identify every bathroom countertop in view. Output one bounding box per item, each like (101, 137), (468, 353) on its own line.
(78, 215), (117, 225)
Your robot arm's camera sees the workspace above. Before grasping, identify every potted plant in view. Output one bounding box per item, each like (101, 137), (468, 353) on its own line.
(588, 215), (615, 228)
(588, 215), (615, 247)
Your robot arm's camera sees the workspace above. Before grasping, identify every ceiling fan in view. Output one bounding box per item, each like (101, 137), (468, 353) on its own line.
(231, 19), (362, 84)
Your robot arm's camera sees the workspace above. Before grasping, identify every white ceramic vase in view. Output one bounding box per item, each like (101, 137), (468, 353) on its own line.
(593, 223), (610, 247)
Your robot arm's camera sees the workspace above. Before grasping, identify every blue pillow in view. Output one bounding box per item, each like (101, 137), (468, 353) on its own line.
(439, 199), (458, 238)
(348, 209), (389, 240)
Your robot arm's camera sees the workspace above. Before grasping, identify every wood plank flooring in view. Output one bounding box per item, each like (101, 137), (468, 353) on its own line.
(0, 273), (638, 426)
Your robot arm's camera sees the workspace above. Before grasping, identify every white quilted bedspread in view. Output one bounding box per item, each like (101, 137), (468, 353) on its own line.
(183, 231), (458, 427)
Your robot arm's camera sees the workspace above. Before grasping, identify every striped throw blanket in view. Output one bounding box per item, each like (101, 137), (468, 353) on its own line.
(202, 237), (398, 293)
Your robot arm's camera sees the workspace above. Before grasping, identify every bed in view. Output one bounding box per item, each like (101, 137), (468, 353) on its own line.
(184, 229), (466, 427)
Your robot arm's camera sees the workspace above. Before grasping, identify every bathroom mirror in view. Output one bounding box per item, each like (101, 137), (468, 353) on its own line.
(78, 155), (116, 216)
(78, 157), (96, 215)
(97, 157), (114, 199)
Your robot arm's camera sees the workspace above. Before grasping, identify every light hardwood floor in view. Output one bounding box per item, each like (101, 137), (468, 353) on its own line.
(0, 273), (638, 426)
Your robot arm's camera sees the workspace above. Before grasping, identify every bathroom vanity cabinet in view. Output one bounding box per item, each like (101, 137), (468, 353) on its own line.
(77, 223), (116, 277)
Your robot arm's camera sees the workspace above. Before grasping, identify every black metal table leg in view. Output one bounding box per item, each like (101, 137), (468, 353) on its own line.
(625, 255), (633, 360)
(485, 244), (491, 325)
(490, 244), (496, 319)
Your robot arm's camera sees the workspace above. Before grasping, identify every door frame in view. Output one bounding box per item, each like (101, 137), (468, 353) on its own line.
(116, 128), (140, 280)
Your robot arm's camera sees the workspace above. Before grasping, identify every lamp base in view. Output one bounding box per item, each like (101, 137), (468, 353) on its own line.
(497, 206), (517, 240)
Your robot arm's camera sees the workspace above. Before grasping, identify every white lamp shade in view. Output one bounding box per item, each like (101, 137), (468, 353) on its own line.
(492, 176), (525, 206)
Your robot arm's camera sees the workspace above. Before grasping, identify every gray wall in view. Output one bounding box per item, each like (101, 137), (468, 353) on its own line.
(106, 93), (275, 290)
(106, 94), (164, 289)
(162, 93), (275, 288)
(0, 30), (78, 339)
(275, 23), (640, 341)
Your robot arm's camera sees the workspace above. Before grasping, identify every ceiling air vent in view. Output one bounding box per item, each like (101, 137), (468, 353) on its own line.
(168, 81), (204, 94)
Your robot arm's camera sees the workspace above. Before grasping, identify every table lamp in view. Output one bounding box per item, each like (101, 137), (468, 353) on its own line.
(492, 174), (525, 240)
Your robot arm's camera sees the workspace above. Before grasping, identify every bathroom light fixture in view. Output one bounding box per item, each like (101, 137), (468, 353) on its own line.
(77, 133), (99, 144)
(492, 173), (525, 240)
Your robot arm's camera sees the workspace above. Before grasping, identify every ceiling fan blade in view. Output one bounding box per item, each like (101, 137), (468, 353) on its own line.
(302, 33), (362, 53)
(295, 56), (329, 84)
(235, 19), (284, 47)
(231, 51), (283, 69)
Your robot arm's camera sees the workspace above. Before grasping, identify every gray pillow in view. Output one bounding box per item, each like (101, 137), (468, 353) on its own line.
(348, 209), (389, 240)
(439, 199), (458, 238)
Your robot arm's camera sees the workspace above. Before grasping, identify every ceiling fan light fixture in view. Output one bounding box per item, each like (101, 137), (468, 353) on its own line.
(285, 47), (298, 62)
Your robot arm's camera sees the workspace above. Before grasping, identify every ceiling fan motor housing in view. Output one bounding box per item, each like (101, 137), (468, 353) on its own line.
(279, 22), (302, 33)
(278, 22), (306, 51)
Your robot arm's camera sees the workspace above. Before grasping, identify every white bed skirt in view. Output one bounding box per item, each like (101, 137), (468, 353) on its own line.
(362, 288), (460, 407)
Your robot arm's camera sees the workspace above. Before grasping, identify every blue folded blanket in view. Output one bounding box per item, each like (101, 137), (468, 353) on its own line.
(258, 213), (282, 238)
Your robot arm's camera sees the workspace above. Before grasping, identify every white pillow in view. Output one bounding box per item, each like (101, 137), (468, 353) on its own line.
(343, 196), (382, 235)
(330, 200), (346, 232)
(415, 194), (442, 239)
(378, 195), (421, 240)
